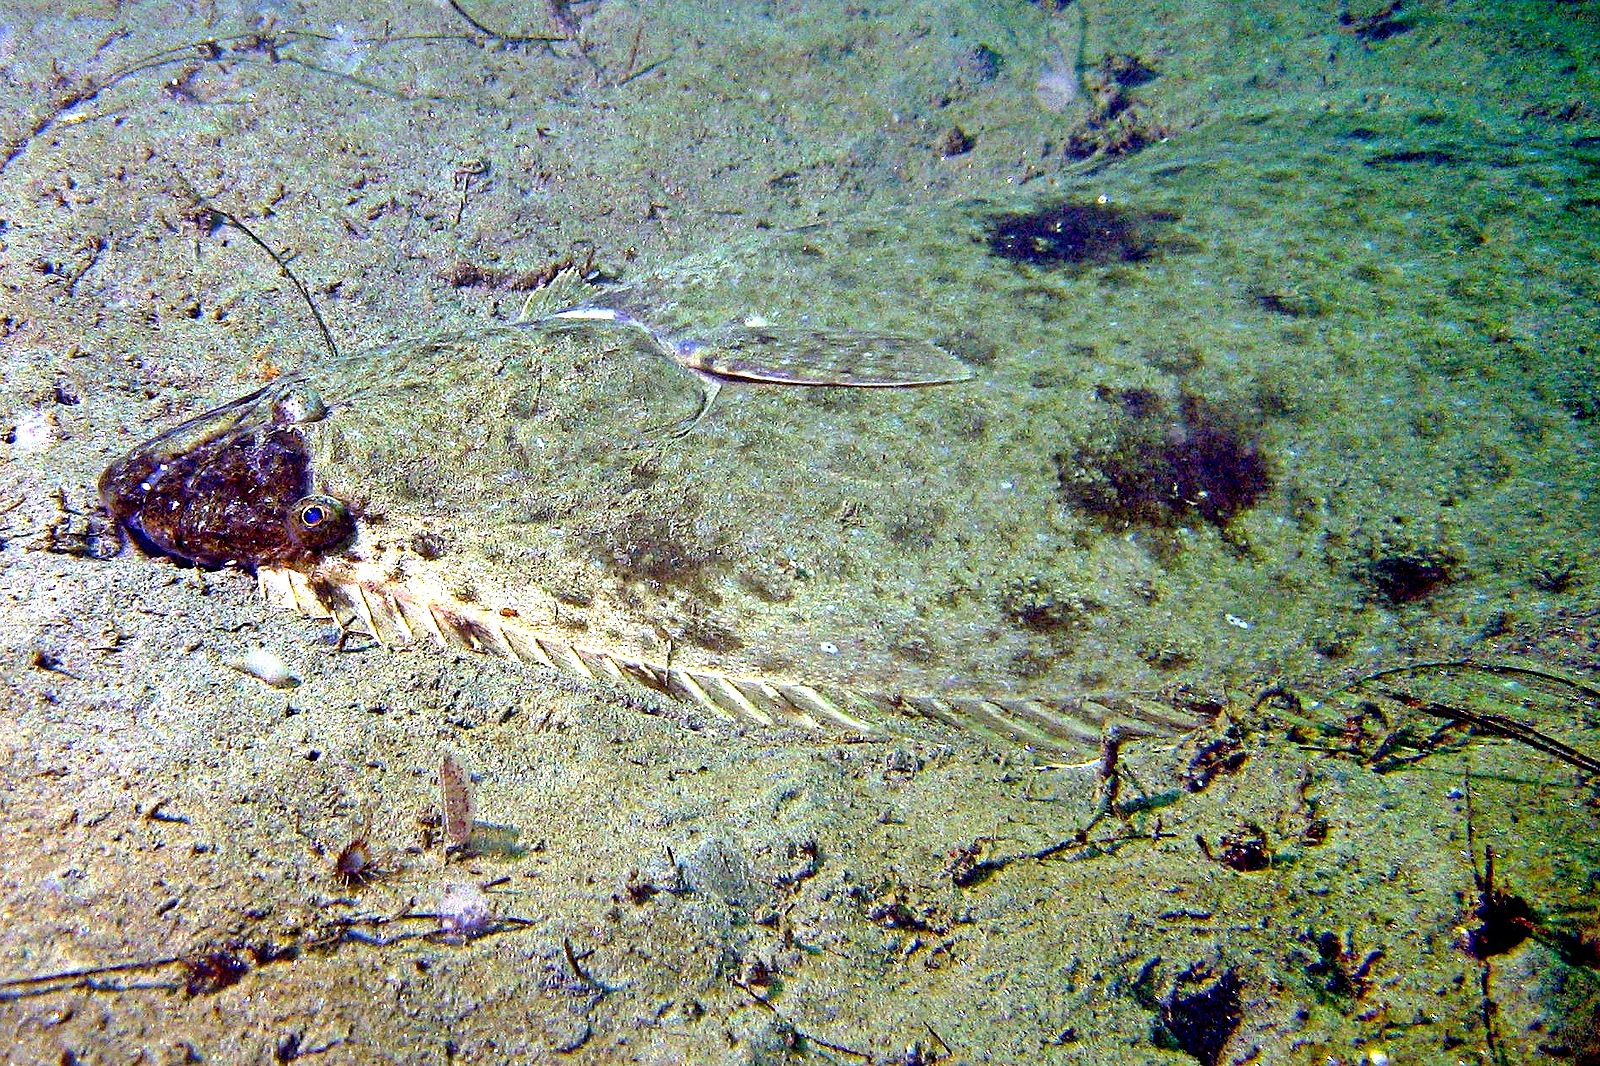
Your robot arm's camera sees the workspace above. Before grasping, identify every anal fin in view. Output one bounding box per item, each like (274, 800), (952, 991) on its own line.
(259, 564), (1217, 759)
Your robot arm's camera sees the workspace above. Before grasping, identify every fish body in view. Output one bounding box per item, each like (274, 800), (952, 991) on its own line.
(101, 314), (1211, 757)
(101, 196), (1232, 756)
(96, 118), (1600, 772)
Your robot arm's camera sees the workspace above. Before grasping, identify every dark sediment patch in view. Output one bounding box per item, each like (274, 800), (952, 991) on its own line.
(1056, 389), (1273, 529)
(985, 200), (1176, 268)
(1361, 548), (1458, 605)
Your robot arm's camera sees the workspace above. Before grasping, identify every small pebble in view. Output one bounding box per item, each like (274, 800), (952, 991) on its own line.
(438, 881), (492, 938)
(937, 125), (974, 157)
(882, 748), (922, 778)
(238, 647), (297, 688)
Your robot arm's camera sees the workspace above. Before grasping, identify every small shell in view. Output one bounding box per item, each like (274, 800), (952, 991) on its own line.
(237, 646), (297, 688)
(439, 752), (475, 850)
(437, 880), (491, 938)
(8, 409), (57, 454)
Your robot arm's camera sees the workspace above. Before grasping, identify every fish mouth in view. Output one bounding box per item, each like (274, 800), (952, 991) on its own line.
(99, 379), (354, 570)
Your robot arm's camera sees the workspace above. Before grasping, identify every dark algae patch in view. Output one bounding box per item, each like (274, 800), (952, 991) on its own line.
(1057, 389), (1273, 529)
(985, 200), (1175, 268)
(1463, 848), (1535, 963)
(1066, 50), (1174, 159)
(1364, 147), (1463, 168)
(1338, 0), (1415, 43)
(1350, 522), (1463, 605)
(1158, 967), (1244, 1066)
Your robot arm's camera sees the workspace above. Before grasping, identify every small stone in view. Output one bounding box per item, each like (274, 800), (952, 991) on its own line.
(544, 1013), (591, 1053)
(882, 748), (922, 779)
(678, 836), (757, 905)
(437, 880), (492, 938)
(937, 126), (974, 157)
(238, 647), (296, 688)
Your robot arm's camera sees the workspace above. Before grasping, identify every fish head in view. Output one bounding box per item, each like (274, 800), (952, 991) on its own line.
(99, 378), (355, 570)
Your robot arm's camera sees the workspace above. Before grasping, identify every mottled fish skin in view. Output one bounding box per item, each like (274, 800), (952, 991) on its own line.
(102, 324), (1214, 759)
(99, 181), (1262, 757)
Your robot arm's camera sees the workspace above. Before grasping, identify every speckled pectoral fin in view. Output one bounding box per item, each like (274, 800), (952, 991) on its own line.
(515, 268), (598, 323)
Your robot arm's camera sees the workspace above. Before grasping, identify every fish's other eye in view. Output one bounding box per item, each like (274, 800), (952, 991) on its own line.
(273, 383), (327, 426)
(287, 494), (354, 553)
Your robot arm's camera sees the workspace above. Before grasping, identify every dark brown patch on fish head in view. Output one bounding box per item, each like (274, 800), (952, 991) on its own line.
(99, 380), (355, 569)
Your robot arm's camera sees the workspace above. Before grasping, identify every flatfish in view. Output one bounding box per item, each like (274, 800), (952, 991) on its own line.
(100, 199), (1225, 756)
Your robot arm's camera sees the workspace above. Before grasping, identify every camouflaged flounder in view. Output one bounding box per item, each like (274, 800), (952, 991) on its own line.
(102, 196), (1240, 756)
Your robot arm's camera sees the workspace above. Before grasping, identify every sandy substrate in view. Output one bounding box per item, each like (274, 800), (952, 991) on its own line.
(2, 2), (1598, 1063)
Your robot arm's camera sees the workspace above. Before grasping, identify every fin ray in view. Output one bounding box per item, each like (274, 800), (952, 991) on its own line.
(681, 326), (973, 387)
(258, 564), (1216, 758)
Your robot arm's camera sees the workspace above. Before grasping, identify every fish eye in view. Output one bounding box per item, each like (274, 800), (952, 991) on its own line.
(286, 494), (353, 552)
(273, 383), (327, 426)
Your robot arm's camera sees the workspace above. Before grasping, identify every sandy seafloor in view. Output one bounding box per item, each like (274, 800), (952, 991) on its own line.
(2, 1), (1599, 1063)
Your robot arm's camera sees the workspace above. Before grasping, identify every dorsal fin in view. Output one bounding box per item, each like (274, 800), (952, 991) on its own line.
(259, 564), (1218, 759)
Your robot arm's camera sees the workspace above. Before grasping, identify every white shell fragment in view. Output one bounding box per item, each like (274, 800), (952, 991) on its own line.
(235, 646), (297, 688)
(437, 881), (492, 939)
(9, 409), (57, 454)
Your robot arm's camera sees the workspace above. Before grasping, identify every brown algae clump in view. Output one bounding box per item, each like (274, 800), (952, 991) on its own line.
(986, 200), (1176, 268)
(1056, 388), (1273, 530)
